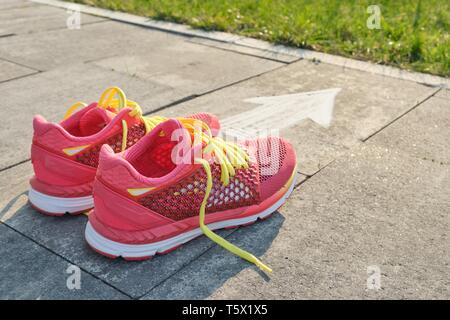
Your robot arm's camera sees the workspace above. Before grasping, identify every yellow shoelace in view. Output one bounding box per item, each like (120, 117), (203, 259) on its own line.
(186, 119), (272, 273)
(63, 87), (167, 152)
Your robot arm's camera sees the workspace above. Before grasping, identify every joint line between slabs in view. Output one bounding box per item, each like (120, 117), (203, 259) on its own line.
(0, 222), (134, 299)
(361, 88), (441, 143)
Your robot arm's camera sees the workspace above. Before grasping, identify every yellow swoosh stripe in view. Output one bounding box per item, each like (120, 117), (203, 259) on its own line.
(127, 187), (155, 196)
(63, 145), (91, 156)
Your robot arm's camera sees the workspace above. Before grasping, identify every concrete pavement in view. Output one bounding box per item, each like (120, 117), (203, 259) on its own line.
(0, 0), (448, 299)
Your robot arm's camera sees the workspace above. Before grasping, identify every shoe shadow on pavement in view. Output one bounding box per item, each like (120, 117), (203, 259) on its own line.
(1, 190), (284, 299)
(145, 212), (285, 299)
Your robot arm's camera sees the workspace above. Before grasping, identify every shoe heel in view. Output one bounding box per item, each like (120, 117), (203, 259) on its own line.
(28, 186), (93, 216)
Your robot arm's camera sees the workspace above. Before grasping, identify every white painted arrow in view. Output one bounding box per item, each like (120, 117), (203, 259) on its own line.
(221, 88), (341, 138)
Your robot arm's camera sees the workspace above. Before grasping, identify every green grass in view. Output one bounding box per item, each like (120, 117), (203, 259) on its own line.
(69, 0), (449, 77)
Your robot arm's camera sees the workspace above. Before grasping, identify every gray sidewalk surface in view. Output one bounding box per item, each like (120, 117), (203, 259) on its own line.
(0, 0), (448, 299)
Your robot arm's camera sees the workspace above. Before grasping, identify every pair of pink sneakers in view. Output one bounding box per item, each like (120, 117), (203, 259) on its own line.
(29, 87), (297, 272)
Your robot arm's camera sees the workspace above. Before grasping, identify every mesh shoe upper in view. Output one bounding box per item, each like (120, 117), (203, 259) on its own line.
(95, 121), (297, 221)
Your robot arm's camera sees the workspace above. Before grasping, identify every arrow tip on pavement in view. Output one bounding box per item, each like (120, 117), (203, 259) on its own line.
(307, 88), (341, 128)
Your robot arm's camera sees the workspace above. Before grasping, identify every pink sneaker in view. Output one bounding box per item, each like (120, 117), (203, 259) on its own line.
(85, 118), (297, 271)
(29, 87), (220, 216)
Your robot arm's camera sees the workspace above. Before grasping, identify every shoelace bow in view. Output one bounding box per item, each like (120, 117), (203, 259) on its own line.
(64, 87), (272, 273)
(63, 87), (167, 152)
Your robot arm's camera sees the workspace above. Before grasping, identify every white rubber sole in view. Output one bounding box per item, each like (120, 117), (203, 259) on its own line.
(28, 187), (94, 215)
(85, 174), (297, 259)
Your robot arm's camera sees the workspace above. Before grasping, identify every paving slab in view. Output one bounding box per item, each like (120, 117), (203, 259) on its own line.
(0, 19), (281, 73)
(0, 4), (105, 37)
(435, 89), (450, 100)
(0, 20), (156, 70)
(155, 59), (437, 175)
(144, 97), (449, 299)
(0, 224), (128, 299)
(187, 37), (299, 63)
(368, 96), (450, 163)
(0, 59), (37, 82)
(0, 0), (35, 11)
(91, 42), (281, 100)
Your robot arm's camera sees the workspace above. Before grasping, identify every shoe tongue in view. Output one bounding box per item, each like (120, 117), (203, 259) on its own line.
(126, 119), (189, 161)
(79, 107), (116, 136)
(158, 119), (201, 164)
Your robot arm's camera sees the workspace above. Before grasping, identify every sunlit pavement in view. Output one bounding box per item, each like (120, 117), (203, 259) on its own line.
(0, 0), (448, 299)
